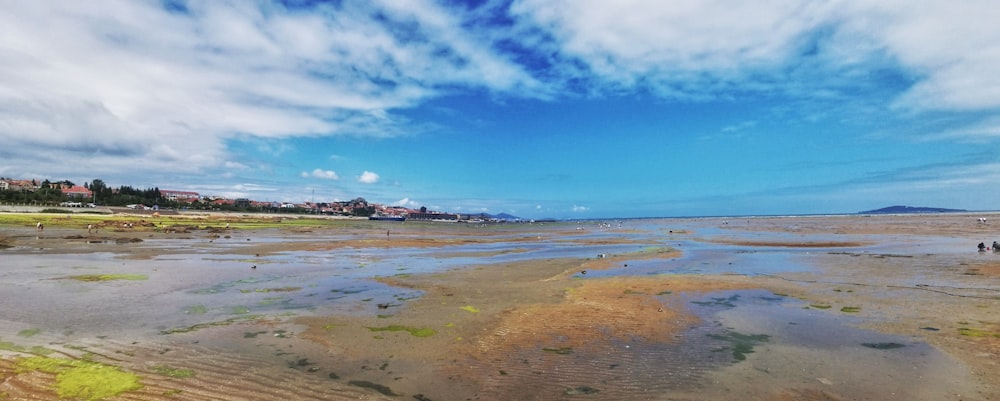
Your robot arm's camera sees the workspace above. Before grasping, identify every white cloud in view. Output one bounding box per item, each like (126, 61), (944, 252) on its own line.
(510, 0), (829, 96)
(571, 205), (589, 212)
(224, 161), (250, 170)
(302, 169), (339, 180)
(859, 1), (1000, 111)
(395, 197), (419, 207)
(0, 1), (538, 186)
(358, 171), (380, 184)
(510, 0), (1000, 111)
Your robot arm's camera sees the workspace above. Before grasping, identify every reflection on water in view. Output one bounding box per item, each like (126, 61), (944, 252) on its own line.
(476, 289), (971, 400)
(0, 217), (990, 400)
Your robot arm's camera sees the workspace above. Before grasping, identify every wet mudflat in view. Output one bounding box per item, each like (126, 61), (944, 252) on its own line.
(0, 213), (998, 400)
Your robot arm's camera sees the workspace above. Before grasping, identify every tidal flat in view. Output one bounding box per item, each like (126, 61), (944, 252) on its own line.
(1, 212), (999, 400)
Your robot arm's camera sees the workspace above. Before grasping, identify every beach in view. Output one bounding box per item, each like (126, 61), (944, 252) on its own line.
(0, 212), (998, 400)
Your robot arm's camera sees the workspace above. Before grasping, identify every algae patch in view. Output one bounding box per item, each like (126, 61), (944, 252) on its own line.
(17, 328), (41, 338)
(691, 294), (740, 308)
(16, 356), (142, 400)
(459, 305), (480, 313)
(160, 315), (264, 334)
(958, 327), (1000, 338)
(348, 380), (397, 396)
(365, 325), (436, 337)
(542, 347), (574, 355)
(183, 305), (208, 315)
(708, 331), (770, 362)
(150, 365), (196, 378)
(239, 286), (302, 293)
(64, 274), (148, 282)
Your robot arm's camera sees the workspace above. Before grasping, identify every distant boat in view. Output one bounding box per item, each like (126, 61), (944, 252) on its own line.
(369, 213), (406, 222)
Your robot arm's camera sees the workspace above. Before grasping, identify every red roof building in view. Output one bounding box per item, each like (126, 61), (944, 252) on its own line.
(63, 185), (93, 198)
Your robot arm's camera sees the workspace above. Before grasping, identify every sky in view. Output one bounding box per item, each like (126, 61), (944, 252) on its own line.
(2, 0), (999, 219)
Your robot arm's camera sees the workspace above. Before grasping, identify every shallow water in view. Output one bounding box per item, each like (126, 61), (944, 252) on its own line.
(0, 217), (994, 400)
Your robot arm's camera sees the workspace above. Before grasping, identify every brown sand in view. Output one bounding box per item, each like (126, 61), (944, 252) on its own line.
(1, 213), (999, 400)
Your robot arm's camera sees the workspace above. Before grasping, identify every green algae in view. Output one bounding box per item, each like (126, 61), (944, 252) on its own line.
(183, 305), (208, 315)
(0, 340), (27, 353)
(160, 315), (263, 334)
(150, 365), (196, 378)
(230, 306), (251, 315)
(542, 347), (574, 355)
(0, 339), (53, 356)
(16, 356), (142, 400)
(708, 331), (770, 362)
(17, 328), (41, 338)
(840, 306), (862, 313)
(692, 294), (740, 308)
(65, 274), (147, 282)
(365, 325), (436, 337)
(809, 304), (832, 309)
(239, 286), (301, 293)
(958, 327), (1000, 338)
(459, 305), (480, 313)
(192, 276), (280, 294)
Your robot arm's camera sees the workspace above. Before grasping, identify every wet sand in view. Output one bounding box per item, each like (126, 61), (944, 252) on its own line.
(0, 213), (999, 400)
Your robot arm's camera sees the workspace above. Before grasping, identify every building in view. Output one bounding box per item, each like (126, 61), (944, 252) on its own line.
(63, 185), (93, 198)
(3, 179), (39, 191)
(160, 190), (200, 202)
(407, 212), (459, 221)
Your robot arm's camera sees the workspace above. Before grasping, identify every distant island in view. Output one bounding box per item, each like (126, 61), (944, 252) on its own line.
(858, 205), (967, 214)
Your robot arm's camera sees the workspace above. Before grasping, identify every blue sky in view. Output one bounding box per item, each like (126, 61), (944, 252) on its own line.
(1, 1), (999, 218)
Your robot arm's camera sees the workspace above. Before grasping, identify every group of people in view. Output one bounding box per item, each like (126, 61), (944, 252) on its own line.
(977, 241), (1000, 252)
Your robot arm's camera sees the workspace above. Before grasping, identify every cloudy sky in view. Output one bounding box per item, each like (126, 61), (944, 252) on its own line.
(2, 0), (999, 218)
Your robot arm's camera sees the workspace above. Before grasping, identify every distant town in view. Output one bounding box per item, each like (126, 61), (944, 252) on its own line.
(0, 177), (526, 223)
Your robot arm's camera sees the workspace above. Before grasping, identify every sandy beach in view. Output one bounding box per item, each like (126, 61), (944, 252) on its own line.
(1, 212), (998, 400)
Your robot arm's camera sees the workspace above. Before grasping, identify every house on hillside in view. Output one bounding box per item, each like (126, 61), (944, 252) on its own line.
(63, 185), (93, 198)
(4, 179), (39, 191)
(0, 181), (8, 191)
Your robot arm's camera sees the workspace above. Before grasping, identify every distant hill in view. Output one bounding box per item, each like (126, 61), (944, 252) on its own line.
(464, 212), (522, 221)
(492, 213), (521, 221)
(858, 205), (967, 214)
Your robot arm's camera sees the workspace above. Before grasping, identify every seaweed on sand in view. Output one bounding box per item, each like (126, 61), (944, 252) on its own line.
(708, 330), (770, 362)
(692, 294), (741, 308)
(365, 325), (436, 337)
(16, 356), (142, 400)
(64, 274), (147, 282)
(348, 380), (397, 396)
(160, 315), (264, 334)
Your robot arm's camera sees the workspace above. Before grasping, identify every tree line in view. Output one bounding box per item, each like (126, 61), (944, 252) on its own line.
(0, 178), (164, 208)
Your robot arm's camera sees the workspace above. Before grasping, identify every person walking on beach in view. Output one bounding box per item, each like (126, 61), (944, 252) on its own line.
(36, 222), (43, 231)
